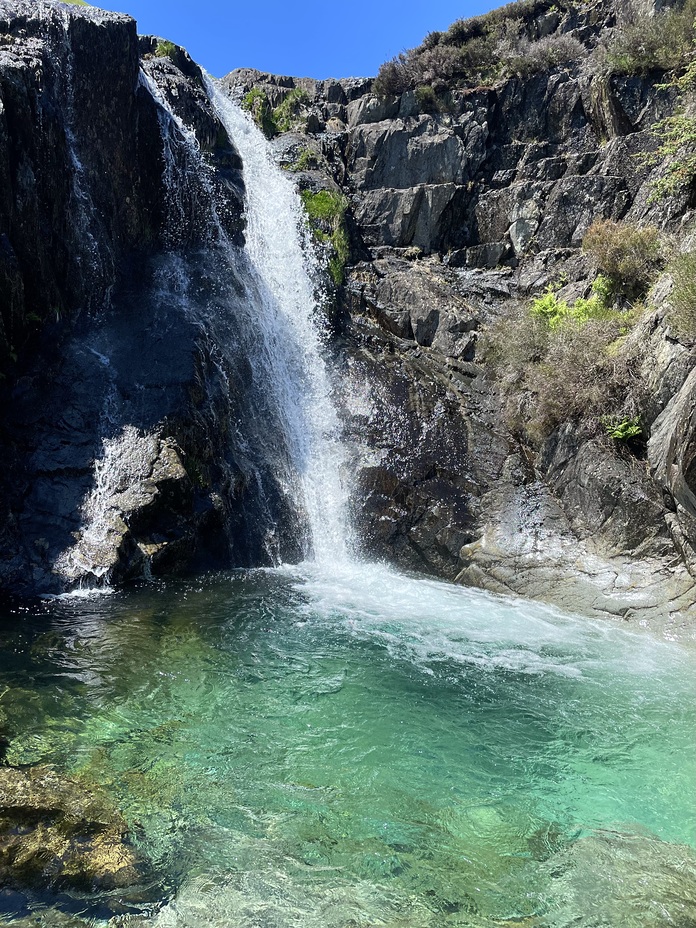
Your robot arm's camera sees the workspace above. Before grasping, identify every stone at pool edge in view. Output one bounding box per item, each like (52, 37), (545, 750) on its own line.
(0, 765), (149, 893)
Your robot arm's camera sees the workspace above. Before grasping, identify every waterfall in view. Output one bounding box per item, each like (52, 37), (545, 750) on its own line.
(203, 77), (353, 566)
(53, 63), (353, 589)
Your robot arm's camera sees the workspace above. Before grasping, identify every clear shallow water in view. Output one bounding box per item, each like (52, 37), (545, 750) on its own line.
(1, 563), (695, 927)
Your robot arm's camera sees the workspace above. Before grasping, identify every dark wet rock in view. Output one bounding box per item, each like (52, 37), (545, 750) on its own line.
(0, 765), (147, 892)
(0, 1), (311, 596)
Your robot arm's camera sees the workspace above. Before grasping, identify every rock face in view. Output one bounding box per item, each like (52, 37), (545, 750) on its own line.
(224, 0), (696, 627)
(0, 0), (695, 625)
(0, 1), (306, 595)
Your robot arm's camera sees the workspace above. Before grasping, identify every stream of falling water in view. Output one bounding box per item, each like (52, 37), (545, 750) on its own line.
(55, 70), (352, 586)
(205, 77), (353, 564)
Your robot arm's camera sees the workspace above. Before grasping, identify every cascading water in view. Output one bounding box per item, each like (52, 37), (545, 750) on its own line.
(204, 76), (353, 565)
(55, 65), (353, 588)
(140, 67), (353, 566)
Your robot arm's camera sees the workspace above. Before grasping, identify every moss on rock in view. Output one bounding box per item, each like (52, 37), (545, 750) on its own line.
(300, 189), (350, 286)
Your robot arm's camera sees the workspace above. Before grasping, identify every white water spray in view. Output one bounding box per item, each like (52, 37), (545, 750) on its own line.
(205, 77), (353, 565)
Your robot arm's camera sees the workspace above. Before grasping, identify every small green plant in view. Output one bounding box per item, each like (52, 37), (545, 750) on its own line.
(300, 189), (350, 286)
(290, 148), (320, 172)
(637, 25), (696, 201)
(155, 40), (177, 59)
(300, 189), (344, 223)
(242, 88), (276, 139)
(487, 277), (644, 443)
(602, 414), (642, 441)
(582, 219), (663, 300)
(529, 287), (608, 330)
(272, 88), (309, 133)
(415, 85), (439, 112)
(646, 113), (696, 201)
(668, 249), (696, 337)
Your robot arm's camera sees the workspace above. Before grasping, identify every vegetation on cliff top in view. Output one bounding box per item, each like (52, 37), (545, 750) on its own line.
(606, 0), (696, 75)
(373, 0), (580, 95)
(155, 40), (177, 59)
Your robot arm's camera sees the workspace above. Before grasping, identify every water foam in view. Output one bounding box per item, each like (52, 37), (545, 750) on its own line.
(285, 560), (692, 681)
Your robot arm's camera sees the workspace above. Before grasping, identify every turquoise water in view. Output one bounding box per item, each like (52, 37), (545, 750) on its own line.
(1, 562), (695, 926)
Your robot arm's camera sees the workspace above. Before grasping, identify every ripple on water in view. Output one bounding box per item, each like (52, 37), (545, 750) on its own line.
(0, 565), (694, 927)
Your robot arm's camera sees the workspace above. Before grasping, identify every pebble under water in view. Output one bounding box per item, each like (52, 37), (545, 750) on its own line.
(0, 562), (695, 927)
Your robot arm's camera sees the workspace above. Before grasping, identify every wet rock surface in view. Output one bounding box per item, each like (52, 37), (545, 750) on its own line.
(225, 0), (696, 626)
(0, 1), (307, 595)
(0, 765), (148, 893)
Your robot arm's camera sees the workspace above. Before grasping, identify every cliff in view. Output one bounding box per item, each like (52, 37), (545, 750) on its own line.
(0, 0), (695, 628)
(0, 0), (305, 595)
(226, 0), (696, 627)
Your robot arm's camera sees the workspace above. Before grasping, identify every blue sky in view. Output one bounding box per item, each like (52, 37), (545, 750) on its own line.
(93, 0), (499, 80)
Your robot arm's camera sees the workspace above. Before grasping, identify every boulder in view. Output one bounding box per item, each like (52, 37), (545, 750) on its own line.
(0, 765), (147, 892)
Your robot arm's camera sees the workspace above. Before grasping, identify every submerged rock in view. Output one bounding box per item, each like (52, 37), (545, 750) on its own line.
(0, 765), (148, 892)
(540, 829), (696, 927)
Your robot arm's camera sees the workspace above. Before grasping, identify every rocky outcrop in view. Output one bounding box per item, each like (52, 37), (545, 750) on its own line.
(0, 1), (308, 595)
(223, 0), (696, 627)
(0, 0), (695, 624)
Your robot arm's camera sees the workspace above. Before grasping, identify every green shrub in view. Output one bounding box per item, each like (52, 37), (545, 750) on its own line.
(501, 31), (584, 78)
(373, 0), (569, 96)
(300, 189), (345, 223)
(300, 190), (350, 286)
(582, 219), (663, 300)
(487, 284), (641, 442)
(289, 148), (321, 172)
(242, 88), (276, 139)
(272, 89), (309, 133)
(606, 0), (696, 75)
(485, 308), (549, 369)
(601, 414), (642, 440)
(374, 55), (414, 96)
(529, 287), (610, 329)
(668, 249), (696, 337)
(647, 112), (696, 201)
(638, 55), (696, 200)
(155, 40), (177, 58)
(415, 84), (439, 112)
